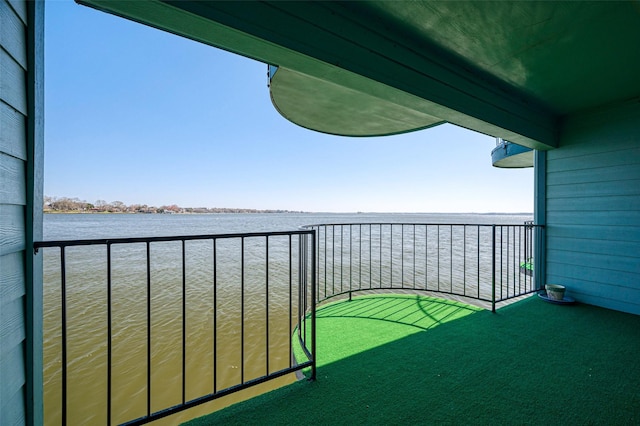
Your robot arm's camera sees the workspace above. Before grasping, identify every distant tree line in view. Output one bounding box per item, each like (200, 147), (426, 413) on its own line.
(43, 196), (303, 214)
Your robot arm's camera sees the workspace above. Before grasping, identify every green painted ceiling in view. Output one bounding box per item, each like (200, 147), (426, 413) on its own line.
(78, 1), (640, 148)
(361, 1), (640, 115)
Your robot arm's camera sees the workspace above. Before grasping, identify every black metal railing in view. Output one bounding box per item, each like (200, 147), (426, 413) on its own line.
(303, 223), (543, 311)
(35, 230), (316, 426)
(37, 222), (542, 425)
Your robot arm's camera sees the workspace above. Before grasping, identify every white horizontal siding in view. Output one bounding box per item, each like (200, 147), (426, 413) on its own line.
(546, 100), (640, 314)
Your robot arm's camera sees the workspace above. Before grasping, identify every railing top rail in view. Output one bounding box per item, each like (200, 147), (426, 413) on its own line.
(34, 229), (315, 251)
(301, 222), (542, 228)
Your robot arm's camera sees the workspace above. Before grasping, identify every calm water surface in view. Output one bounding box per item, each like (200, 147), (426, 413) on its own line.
(43, 213), (531, 425)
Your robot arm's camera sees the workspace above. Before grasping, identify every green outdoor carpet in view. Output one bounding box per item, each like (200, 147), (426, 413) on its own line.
(185, 294), (640, 425)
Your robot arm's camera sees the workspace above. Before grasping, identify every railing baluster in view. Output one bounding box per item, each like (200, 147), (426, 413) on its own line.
(424, 225), (428, 291)
(477, 226), (480, 299)
(358, 224), (361, 291)
(300, 234), (306, 352)
(310, 230), (317, 382)
(463, 226), (466, 296)
(340, 225), (343, 294)
(413, 224), (416, 290)
(107, 243), (112, 426)
(146, 241), (151, 418)
(182, 240), (186, 405)
(265, 236), (269, 376)
(509, 226), (512, 297)
(213, 238), (217, 394)
(516, 226), (520, 294)
(437, 225), (440, 292)
(241, 237), (245, 385)
(500, 226), (504, 300)
(332, 225), (335, 295)
(60, 246), (67, 426)
(492, 226), (496, 312)
(450, 225), (453, 293)
(348, 225), (352, 298)
(368, 224), (372, 289)
(323, 226), (327, 299)
(390, 224), (393, 287)
(379, 224), (382, 289)
(288, 235), (292, 369)
(401, 224), (404, 287)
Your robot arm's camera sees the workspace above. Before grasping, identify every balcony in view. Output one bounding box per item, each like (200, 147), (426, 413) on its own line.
(491, 138), (534, 168)
(36, 222), (547, 425)
(188, 293), (640, 425)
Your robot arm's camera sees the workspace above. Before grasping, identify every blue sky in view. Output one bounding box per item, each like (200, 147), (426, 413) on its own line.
(44, 1), (533, 213)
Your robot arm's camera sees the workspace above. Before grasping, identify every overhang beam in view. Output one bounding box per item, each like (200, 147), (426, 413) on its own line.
(78, 0), (559, 149)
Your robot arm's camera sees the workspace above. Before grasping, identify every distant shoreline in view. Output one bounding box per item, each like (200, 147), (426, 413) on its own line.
(43, 210), (532, 215)
(43, 210), (308, 215)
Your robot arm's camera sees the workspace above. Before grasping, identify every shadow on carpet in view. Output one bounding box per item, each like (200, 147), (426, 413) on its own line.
(185, 294), (640, 425)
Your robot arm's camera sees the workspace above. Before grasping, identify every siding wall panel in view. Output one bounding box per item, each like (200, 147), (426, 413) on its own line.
(547, 195), (640, 212)
(548, 163), (640, 185)
(0, 151), (26, 204)
(0, 338), (26, 400)
(0, 48), (26, 114)
(547, 225), (640, 242)
(0, 295), (26, 361)
(547, 100), (640, 314)
(547, 262), (638, 296)
(547, 236), (640, 258)
(545, 266), (640, 308)
(0, 0), (28, 423)
(6, 0), (25, 25)
(0, 0), (26, 67)
(0, 101), (26, 160)
(0, 376), (26, 426)
(547, 146), (640, 172)
(0, 252), (24, 303)
(547, 211), (640, 226)
(548, 249), (639, 274)
(547, 179), (640, 199)
(0, 204), (25, 255)
(547, 134), (640, 160)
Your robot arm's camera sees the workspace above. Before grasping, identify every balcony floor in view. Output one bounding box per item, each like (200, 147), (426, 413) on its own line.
(186, 294), (640, 425)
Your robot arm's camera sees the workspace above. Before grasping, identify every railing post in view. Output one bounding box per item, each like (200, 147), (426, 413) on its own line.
(492, 225), (496, 313)
(310, 230), (317, 381)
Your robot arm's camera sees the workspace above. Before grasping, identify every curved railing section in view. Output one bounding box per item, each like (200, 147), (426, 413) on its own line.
(303, 223), (542, 311)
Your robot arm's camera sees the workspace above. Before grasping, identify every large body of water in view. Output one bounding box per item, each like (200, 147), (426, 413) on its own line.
(44, 212), (532, 240)
(42, 212), (532, 425)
